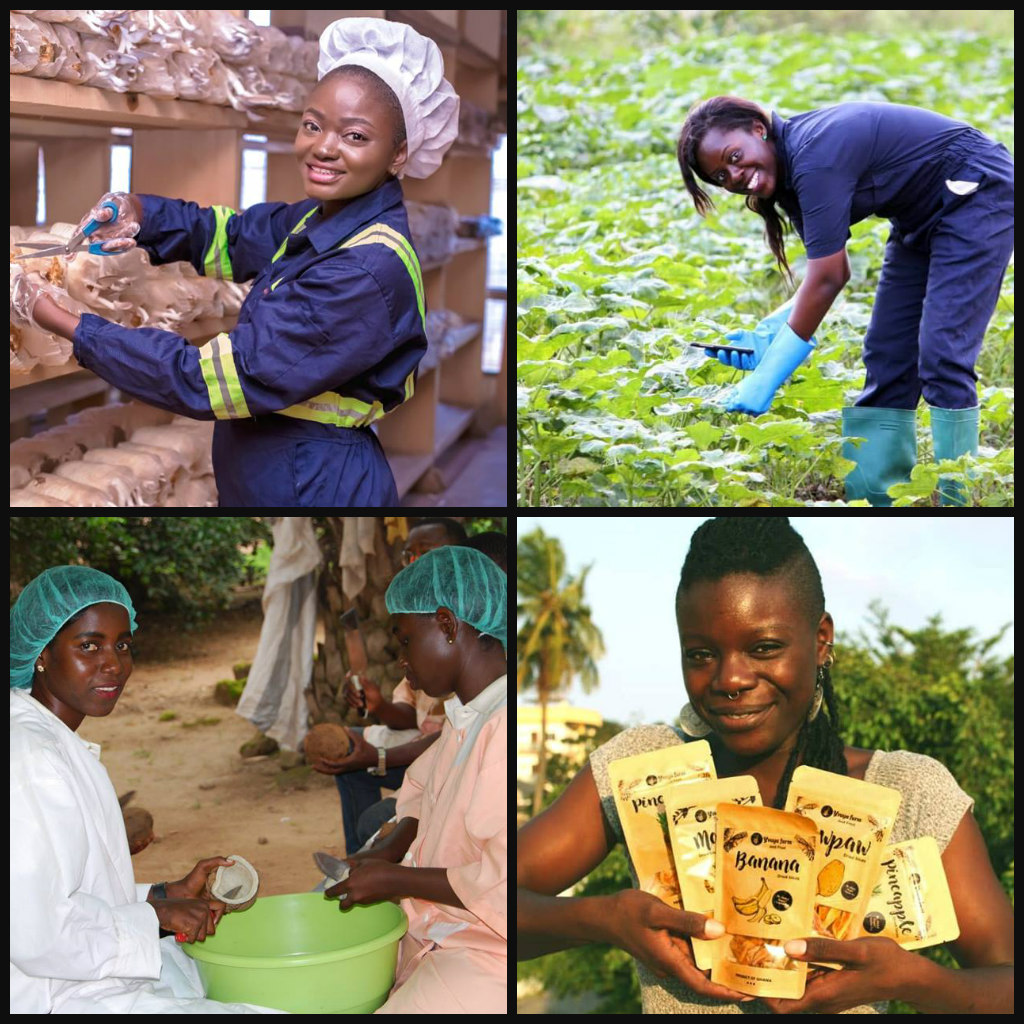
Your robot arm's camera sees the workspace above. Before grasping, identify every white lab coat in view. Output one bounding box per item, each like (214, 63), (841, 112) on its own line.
(9, 689), (286, 1013)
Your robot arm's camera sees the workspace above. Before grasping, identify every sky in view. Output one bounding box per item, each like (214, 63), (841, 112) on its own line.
(517, 517), (1014, 728)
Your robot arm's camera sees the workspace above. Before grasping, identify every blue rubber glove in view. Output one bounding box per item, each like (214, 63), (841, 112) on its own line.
(713, 296), (816, 371)
(723, 323), (814, 415)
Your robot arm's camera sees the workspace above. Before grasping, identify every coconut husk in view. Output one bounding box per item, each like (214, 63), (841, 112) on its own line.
(303, 723), (352, 763)
(124, 805), (155, 855)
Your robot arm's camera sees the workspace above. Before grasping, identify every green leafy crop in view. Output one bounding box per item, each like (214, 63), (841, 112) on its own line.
(518, 26), (1014, 506)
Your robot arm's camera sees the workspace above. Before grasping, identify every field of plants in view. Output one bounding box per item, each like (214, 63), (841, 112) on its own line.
(517, 18), (1015, 506)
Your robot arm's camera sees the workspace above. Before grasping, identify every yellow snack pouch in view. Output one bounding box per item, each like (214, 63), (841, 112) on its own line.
(785, 765), (902, 967)
(666, 776), (761, 970)
(861, 836), (959, 950)
(713, 804), (818, 1000)
(608, 740), (715, 909)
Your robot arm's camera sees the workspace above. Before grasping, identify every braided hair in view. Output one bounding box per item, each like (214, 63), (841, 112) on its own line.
(677, 517), (847, 809)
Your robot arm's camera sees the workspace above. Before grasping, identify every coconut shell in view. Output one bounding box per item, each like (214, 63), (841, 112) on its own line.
(124, 806), (155, 855)
(304, 723), (352, 763)
(206, 853), (260, 913)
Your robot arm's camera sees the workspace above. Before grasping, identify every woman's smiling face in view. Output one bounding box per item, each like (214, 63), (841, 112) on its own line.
(676, 573), (832, 755)
(296, 71), (408, 217)
(32, 603), (134, 729)
(695, 121), (778, 198)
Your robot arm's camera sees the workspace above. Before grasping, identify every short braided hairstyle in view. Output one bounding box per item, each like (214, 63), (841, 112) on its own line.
(677, 517), (847, 808)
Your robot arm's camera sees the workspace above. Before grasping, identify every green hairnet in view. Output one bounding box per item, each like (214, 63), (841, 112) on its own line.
(10, 565), (138, 690)
(386, 546), (506, 653)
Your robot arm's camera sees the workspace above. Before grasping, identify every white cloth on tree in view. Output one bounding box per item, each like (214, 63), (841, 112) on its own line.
(235, 517), (322, 752)
(339, 516), (378, 600)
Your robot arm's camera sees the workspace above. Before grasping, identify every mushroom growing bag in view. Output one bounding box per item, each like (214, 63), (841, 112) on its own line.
(607, 740), (714, 910)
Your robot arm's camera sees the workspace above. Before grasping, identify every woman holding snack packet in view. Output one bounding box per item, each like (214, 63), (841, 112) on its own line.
(518, 518), (1013, 1013)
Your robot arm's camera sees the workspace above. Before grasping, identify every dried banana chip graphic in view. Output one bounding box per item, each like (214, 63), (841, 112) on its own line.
(817, 859), (845, 897)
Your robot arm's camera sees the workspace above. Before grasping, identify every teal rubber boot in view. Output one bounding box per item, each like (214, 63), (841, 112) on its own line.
(841, 406), (917, 507)
(929, 405), (979, 506)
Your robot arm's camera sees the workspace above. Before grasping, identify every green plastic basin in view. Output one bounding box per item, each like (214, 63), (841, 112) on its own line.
(182, 893), (408, 1013)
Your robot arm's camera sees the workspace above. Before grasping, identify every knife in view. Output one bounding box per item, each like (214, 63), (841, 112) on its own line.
(314, 851), (351, 897)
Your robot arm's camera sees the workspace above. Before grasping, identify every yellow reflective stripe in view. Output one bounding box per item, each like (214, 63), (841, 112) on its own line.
(260, 218), (424, 430)
(272, 207), (319, 264)
(277, 391), (386, 428)
(338, 224), (425, 329)
(204, 206), (236, 281)
(197, 333), (252, 420)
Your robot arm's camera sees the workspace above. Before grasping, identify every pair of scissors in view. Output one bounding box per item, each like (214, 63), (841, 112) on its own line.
(12, 201), (127, 260)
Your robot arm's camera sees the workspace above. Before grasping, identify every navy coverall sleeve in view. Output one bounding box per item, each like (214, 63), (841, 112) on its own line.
(791, 166), (860, 258)
(135, 194), (302, 283)
(71, 260), (403, 421)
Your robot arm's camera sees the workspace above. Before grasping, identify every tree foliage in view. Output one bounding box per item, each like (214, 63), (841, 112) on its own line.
(10, 516), (271, 626)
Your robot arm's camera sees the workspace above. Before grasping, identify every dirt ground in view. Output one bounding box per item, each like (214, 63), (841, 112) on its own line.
(82, 596), (387, 895)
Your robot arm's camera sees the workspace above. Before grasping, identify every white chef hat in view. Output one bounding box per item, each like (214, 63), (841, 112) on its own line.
(317, 18), (460, 179)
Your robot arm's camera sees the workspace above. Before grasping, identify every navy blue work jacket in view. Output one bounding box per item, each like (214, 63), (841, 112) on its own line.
(71, 178), (426, 430)
(768, 102), (999, 256)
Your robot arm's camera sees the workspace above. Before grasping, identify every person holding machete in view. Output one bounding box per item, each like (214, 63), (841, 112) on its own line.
(678, 98), (1013, 506)
(309, 519), (468, 854)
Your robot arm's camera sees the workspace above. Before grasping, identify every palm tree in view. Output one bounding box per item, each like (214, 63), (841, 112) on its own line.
(517, 527), (605, 817)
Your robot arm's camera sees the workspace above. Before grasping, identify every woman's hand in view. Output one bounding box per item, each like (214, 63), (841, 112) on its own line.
(723, 323), (814, 415)
(151, 897), (220, 943)
(165, 856), (234, 926)
(310, 729), (377, 775)
(70, 192), (143, 260)
(343, 673), (382, 714)
(715, 326), (772, 371)
(609, 889), (753, 1003)
(10, 268), (76, 333)
(758, 935), (911, 1014)
(325, 858), (398, 907)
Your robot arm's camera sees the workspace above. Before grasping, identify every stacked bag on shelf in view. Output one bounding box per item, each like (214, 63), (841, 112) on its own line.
(10, 401), (217, 507)
(11, 11), (502, 132)
(10, 10), (317, 115)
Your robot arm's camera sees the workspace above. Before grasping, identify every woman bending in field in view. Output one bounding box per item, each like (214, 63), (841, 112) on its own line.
(678, 98), (1013, 507)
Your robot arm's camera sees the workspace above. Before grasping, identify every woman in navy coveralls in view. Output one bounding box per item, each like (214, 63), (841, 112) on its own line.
(18, 19), (459, 509)
(680, 98), (1013, 506)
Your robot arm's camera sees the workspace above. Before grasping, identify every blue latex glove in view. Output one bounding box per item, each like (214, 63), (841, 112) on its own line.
(712, 296), (816, 371)
(723, 323), (814, 415)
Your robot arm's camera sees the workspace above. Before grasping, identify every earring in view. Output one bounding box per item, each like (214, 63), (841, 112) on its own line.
(809, 648), (834, 722)
(447, 638), (454, 645)
(678, 702), (712, 738)
(36, 664), (44, 673)
(808, 679), (823, 722)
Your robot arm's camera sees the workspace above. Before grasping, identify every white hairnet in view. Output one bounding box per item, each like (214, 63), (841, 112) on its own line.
(10, 566), (138, 690)
(318, 18), (460, 179)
